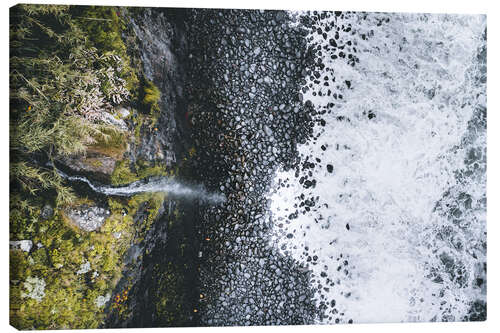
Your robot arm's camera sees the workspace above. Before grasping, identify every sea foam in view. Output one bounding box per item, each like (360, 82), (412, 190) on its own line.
(268, 12), (486, 323)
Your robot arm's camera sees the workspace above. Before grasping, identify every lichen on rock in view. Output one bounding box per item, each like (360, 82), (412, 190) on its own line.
(10, 240), (33, 253)
(21, 276), (46, 302)
(66, 205), (110, 232)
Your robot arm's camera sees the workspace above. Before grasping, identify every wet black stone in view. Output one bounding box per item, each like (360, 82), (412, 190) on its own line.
(327, 164), (333, 173)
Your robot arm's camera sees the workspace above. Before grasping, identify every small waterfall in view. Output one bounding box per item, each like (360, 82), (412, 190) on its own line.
(57, 169), (226, 204)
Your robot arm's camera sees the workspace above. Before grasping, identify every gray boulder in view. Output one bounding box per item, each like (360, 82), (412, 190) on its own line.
(66, 205), (110, 232)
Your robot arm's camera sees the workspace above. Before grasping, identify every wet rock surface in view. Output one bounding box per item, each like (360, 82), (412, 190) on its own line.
(127, 8), (189, 166)
(58, 153), (117, 183)
(105, 8), (200, 328)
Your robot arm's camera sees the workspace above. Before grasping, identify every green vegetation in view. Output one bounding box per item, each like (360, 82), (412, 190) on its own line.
(142, 79), (161, 114)
(9, 4), (161, 329)
(110, 160), (138, 186)
(110, 160), (168, 186)
(73, 6), (139, 96)
(134, 114), (145, 143)
(10, 4), (130, 208)
(153, 262), (187, 324)
(9, 4), (188, 330)
(10, 204), (127, 329)
(87, 127), (128, 160)
(128, 192), (166, 242)
(10, 192), (165, 329)
(136, 160), (169, 179)
(136, 79), (162, 126)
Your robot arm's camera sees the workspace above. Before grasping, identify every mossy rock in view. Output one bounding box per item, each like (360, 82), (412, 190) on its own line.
(110, 159), (168, 186)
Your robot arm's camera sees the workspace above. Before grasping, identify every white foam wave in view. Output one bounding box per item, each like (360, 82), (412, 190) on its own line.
(268, 12), (486, 323)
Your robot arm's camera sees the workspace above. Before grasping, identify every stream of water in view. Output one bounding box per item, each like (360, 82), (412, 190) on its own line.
(57, 169), (226, 204)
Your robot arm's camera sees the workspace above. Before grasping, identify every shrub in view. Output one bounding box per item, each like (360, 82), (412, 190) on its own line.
(73, 6), (139, 94)
(10, 4), (130, 207)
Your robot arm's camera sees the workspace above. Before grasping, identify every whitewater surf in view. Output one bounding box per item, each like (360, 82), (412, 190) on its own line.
(267, 11), (486, 324)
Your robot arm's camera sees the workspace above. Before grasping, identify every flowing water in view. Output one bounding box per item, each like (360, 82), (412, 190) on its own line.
(57, 169), (226, 204)
(268, 12), (486, 323)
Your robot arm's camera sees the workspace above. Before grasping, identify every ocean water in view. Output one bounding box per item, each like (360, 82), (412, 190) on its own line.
(268, 12), (486, 323)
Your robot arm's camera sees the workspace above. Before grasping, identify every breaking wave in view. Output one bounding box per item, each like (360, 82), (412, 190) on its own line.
(268, 12), (486, 323)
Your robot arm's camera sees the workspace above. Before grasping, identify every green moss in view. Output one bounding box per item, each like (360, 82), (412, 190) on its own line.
(135, 160), (168, 179)
(9, 202), (140, 329)
(111, 159), (168, 186)
(128, 192), (165, 238)
(87, 159), (104, 169)
(142, 80), (161, 114)
(188, 146), (196, 158)
(110, 160), (138, 186)
(137, 165), (167, 179)
(76, 7), (126, 54)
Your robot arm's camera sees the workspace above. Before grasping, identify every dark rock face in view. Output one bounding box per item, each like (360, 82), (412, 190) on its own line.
(58, 153), (117, 183)
(105, 8), (201, 328)
(128, 9), (190, 166)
